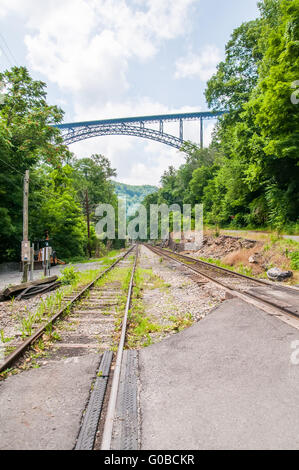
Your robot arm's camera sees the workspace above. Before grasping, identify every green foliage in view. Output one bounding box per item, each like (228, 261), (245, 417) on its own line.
(0, 67), (71, 262)
(59, 265), (80, 285)
(144, 1), (298, 235)
(29, 165), (87, 259)
(0, 67), (121, 262)
(73, 154), (117, 218)
(290, 251), (299, 270)
(113, 182), (158, 216)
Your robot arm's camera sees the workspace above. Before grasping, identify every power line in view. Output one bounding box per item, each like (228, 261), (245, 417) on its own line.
(0, 32), (18, 66)
(0, 156), (24, 175)
(0, 43), (14, 68)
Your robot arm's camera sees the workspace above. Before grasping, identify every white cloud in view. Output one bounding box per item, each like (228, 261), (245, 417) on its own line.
(3, 0), (197, 105)
(175, 45), (221, 81)
(0, 0), (208, 186)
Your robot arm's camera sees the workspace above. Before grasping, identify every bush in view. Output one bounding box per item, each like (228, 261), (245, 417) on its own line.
(290, 252), (299, 271)
(59, 265), (79, 285)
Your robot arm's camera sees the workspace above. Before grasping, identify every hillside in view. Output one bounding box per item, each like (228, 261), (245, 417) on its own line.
(113, 182), (158, 216)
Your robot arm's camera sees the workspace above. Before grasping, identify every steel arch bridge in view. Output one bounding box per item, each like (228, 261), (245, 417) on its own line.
(55, 111), (226, 149)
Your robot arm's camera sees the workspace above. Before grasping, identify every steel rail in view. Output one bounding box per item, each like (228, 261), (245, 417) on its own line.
(145, 244), (299, 319)
(0, 246), (135, 374)
(101, 245), (139, 450)
(147, 244), (298, 293)
(155, 245), (296, 291)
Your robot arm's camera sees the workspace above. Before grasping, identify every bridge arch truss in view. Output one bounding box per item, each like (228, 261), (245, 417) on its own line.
(55, 111), (226, 150)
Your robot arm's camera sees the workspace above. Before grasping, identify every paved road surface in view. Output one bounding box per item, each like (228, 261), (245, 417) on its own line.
(1, 297), (298, 449)
(222, 229), (299, 242)
(0, 355), (100, 450)
(139, 298), (299, 450)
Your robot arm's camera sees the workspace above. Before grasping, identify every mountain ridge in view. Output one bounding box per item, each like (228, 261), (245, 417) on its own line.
(113, 181), (158, 216)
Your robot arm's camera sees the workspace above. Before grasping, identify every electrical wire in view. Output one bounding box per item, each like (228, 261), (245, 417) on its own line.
(0, 156), (24, 176)
(0, 41), (14, 68)
(0, 32), (18, 66)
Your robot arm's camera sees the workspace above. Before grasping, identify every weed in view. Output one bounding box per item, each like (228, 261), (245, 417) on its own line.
(9, 297), (16, 312)
(51, 330), (61, 342)
(20, 308), (35, 338)
(59, 265), (80, 285)
(169, 313), (193, 332)
(237, 264), (253, 276)
(290, 251), (299, 270)
(0, 368), (14, 380)
(31, 363), (40, 369)
(0, 330), (13, 344)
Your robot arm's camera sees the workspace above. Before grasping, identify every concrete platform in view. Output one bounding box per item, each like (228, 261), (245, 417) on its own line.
(139, 298), (299, 450)
(0, 354), (100, 450)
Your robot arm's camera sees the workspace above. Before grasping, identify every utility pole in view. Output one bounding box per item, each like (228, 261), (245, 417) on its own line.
(22, 170), (30, 283)
(85, 189), (91, 258)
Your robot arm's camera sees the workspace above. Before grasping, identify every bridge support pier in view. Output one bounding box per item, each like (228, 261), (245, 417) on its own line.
(55, 111), (226, 149)
(200, 117), (203, 149)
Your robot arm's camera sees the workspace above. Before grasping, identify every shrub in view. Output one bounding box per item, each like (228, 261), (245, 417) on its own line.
(59, 265), (79, 285)
(290, 252), (299, 271)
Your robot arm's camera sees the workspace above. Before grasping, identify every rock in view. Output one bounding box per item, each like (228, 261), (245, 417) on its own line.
(267, 268), (293, 282)
(249, 254), (260, 264)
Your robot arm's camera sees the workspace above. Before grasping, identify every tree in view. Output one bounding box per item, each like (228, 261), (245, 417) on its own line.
(29, 165), (87, 260)
(73, 154), (117, 219)
(0, 67), (71, 261)
(203, 0), (299, 229)
(205, 19), (262, 113)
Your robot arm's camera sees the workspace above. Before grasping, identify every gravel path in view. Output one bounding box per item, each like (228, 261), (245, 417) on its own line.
(130, 246), (227, 347)
(222, 229), (299, 242)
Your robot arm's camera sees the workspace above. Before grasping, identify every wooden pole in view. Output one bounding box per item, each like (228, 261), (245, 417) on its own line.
(85, 189), (91, 258)
(22, 170), (30, 283)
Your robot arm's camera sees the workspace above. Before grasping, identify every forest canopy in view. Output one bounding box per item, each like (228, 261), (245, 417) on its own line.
(0, 67), (119, 262)
(0, 0), (298, 265)
(142, 0), (299, 234)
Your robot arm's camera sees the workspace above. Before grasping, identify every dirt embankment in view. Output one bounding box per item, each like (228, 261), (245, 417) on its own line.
(195, 235), (259, 260)
(181, 234), (298, 282)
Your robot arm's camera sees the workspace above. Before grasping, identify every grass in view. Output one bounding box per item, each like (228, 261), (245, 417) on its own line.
(0, 329), (13, 344)
(169, 313), (193, 332)
(64, 249), (122, 265)
(199, 256), (254, 277)
(126, 267), (194, 349)
(94, 260), (136, 351)
(11, 249), (125, 347)
(199, 234), (299, 284)
(207, 222), (299, 236)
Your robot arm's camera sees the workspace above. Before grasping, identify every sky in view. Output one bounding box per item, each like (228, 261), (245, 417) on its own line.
(0, 0), (260, 186)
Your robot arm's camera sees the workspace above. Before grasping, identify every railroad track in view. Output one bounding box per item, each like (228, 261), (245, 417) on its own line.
(0, 246), (136, 374)
(1, 244), (139, 451)
(144, 244), (299, 319)
(75, 244), (138, 450)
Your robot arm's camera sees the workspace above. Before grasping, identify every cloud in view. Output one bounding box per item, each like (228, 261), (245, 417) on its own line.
(0, 0), (207, 186)
(175, 45), (221, 81)
(3, 0), (197, 106)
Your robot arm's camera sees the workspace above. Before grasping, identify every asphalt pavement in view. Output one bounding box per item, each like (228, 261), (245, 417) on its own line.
(139, 298), (299, 450)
